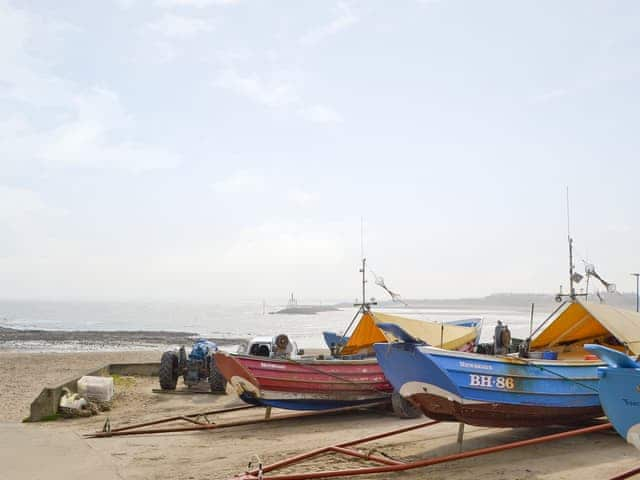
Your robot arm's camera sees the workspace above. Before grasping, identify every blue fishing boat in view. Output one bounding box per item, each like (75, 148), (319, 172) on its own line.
(322, 331), (349, 351)
(374, 300), (640, 427)
(585, 344), (640, 448)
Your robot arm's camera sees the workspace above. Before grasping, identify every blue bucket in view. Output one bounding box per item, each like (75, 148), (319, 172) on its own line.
(542, 351), (558, 360)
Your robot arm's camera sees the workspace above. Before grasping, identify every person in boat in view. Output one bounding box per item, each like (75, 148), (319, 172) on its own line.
(493, 320), (511, 355)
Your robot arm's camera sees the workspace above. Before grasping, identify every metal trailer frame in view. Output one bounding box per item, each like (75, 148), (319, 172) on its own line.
(85, 401), (390, 438)
(233, 421), (615, 480)
(84, 402), (638, 480)
(610, 465), (640, 480)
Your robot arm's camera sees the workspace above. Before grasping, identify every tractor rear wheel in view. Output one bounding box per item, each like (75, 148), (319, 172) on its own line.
(179, 346), (188, 384)
(208, 360), (227, 393)
(391, 392), (422, 419)
(159, 351), (179, 390)
(178, 345), (187, 368)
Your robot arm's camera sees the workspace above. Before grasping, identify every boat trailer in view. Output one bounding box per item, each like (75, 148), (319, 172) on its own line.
(83, 404), (638, 479)
(611, 465), (640, 480)
(232, 421), (615, 480)
(85, 401), (390, 438)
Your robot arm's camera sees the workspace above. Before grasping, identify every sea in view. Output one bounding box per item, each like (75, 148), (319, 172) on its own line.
(0, 299), (549, 352)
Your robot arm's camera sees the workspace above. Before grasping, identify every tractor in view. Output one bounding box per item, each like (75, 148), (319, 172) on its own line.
(159, 338), (226, 393)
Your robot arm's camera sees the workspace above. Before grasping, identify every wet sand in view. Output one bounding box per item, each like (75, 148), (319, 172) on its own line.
(0, 327), (245, 351)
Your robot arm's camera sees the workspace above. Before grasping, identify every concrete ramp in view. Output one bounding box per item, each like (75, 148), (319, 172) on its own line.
(0, 423), (120, 480)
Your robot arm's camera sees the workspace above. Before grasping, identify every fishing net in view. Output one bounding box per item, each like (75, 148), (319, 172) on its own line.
(369, 268), (407, 306)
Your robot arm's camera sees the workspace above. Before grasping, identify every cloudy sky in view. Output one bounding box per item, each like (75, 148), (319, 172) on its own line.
(1, 0), (639, 302)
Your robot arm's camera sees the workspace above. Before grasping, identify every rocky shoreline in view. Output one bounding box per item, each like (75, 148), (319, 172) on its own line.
(0, 326), (245, 350)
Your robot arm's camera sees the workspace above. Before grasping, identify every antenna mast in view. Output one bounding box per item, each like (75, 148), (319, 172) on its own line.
(360, 216), (364, 263)
(566, 187), (576, 300)
(360, 217), (366, 306)
(556, 187), (589, 302)
(360, 257), (368, 309)
(338, 220), (376, 349)
(356, 218), (375, 311)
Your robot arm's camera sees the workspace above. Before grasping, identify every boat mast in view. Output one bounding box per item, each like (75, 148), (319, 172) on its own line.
(361, 257), (367, 310)
(360, 217), (366, 309)
(357, 257), (376, 312)
(556, 188), (588, 303)
(568, 236), (576, 301)
(338, 222), (377, 348)
(566, 188), (576, 301)
(540, 192), (580, 332)
(357, 218), (376, 312)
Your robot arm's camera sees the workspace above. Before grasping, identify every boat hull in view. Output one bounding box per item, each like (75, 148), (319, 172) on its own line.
(586, 345), (640, 449)
(402, 391), (602, 427)
(374, 343), (603, 427)
(214, 352), (392, 410)
(595, 367), (640, 447)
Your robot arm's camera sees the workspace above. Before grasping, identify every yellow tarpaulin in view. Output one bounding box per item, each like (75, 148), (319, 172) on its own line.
(530, 301), (640, 355)
(340, 311), (479, 355)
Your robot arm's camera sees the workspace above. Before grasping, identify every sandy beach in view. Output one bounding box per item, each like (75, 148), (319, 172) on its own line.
(0, 349), (639, 480)
(0, 350), (160, 422)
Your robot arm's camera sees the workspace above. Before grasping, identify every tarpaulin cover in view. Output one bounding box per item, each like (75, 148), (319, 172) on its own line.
(530, 301), (640, 354)
(340, 311), (479, 355)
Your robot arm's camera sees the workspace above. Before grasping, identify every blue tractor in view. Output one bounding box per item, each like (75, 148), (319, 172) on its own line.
(159, 339), (226, 393)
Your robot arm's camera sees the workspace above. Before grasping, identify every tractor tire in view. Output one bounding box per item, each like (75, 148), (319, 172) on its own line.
(208, 361), (227, 394)
(179, 346), (188, 384)
(178, 345), (187, 369)
(159, 351), (179, 390)
(391, 392), (422, 419)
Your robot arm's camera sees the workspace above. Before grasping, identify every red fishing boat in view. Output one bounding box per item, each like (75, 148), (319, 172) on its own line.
(214, 350), (391, 410)
(215, 310), (482, 410)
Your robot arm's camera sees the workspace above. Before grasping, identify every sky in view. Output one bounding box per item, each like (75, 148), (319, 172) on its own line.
(1, 0), (639, 302)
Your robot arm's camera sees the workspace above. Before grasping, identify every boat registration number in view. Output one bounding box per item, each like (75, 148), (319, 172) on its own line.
(469, 374), (515, 390)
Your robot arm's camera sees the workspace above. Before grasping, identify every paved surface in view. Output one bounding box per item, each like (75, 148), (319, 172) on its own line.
(0, 422), (120, 480)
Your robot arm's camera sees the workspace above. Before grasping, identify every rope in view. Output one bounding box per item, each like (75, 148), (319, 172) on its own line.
(284, 358), (392, 396)
(497, 355), (599, 393)
(247, 455), (263, 480)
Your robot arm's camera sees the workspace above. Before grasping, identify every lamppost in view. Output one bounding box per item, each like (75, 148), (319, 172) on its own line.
(631, 273), (640, 313)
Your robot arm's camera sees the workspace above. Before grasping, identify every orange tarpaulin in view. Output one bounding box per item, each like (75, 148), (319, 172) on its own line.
(530, 301), (640, 354)
(340, 311), (479, 355)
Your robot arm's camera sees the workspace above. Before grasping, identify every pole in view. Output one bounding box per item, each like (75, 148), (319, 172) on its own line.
(632, 273), (640, 313)
(611, 464), (640, 480)
(568, 237), (575, 299)
(566, 187), (576, 300)
(529, 303), (535, 337)
(360, 217), (364, 263)
(360, 217), (365, 308)
(342, 258), (371, 345)
(456, 423), (465, 452)
(361, 257), (366, 308)
(340, 308), (362, 344)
